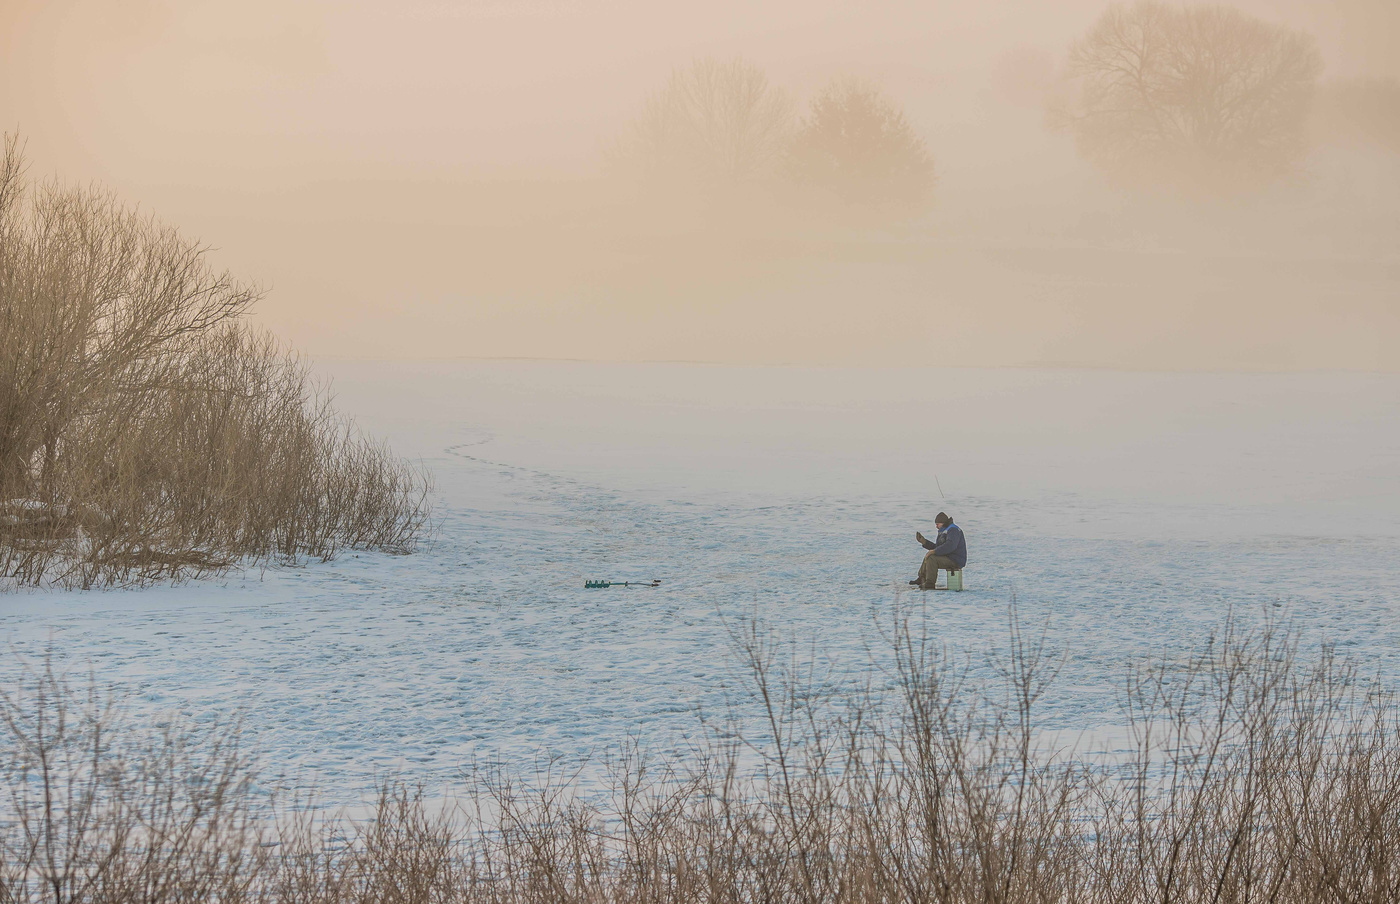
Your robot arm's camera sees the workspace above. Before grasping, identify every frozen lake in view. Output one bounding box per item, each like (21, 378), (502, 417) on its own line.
(4, 362), (1399, 802)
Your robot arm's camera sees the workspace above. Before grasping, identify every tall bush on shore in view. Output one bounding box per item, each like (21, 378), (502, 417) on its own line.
(0, 136), (431, 588)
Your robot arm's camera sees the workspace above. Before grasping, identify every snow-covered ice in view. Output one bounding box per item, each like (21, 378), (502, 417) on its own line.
(3, 362), (1398, 804)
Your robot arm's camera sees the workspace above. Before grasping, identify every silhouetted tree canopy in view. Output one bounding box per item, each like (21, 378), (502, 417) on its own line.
(617, 57), (794, 189)
(1058, 2), (1322, 191)
(787, 79), (935, 214)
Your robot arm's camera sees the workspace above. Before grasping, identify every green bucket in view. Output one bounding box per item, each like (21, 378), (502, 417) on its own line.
(946, 570), (964, 592)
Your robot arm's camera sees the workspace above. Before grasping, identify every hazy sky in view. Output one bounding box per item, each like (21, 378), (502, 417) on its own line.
(3, 0), (1397, 367)
(6, 1), (1396, 180)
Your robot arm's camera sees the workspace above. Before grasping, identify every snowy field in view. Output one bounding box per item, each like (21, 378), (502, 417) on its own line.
(4, 362), (1399, 804)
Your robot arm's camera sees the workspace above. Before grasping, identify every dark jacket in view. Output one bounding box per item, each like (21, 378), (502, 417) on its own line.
(921, 523), (967, 568)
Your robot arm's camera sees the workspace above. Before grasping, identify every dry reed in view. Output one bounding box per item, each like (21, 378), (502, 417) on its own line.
(3, 609), (1398, 903)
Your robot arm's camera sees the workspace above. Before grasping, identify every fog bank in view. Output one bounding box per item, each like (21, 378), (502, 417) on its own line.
(4, 0), (1396, 369)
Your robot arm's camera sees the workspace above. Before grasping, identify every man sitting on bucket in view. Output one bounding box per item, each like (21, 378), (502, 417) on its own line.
(910, 512), (966, 590)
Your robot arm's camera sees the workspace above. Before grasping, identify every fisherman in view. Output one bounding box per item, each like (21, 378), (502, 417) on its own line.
(909, 512), (966, 590)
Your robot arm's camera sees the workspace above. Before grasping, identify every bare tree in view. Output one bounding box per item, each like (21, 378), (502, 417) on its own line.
(0, 133), (258, 500)
(787, 78), (935, 216)
(616, 57), (794, 190)
(1055, 2), (1323, 191)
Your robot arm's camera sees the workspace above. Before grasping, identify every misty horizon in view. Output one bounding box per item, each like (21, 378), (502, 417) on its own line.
(3, 0), (1396, 369)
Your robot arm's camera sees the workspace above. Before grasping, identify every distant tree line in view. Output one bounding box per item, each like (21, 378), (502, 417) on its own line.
(618, 3), (1397, 206)
(0, 136), (432, 589)
(613, 58), (935, 221)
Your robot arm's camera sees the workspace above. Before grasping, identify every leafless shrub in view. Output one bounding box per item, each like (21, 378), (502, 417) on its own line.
(0, 136), (432, 589)
(4, 612), (1400, 902)
(1083, 617), (1400, 902)
(0, 657), (265, 903)
(1053, 2), (1323, 193)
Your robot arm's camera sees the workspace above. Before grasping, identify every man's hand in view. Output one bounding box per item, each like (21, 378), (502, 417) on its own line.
(916, 531), (926, 544)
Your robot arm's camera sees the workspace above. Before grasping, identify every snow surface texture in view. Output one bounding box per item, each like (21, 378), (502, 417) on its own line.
(3, 363), (1399, 805)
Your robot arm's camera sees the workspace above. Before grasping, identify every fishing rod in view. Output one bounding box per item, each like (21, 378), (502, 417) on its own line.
(584, 579), (661, 589)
